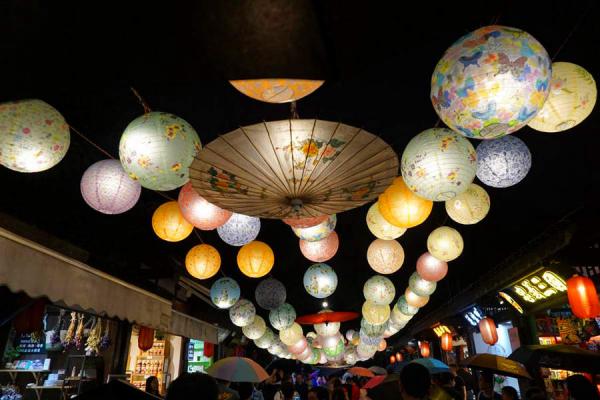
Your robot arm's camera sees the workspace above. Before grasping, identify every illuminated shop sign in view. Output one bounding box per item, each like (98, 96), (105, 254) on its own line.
(432, 324), (451, 337)
(464, 307), (484, 327)
(512, 270), (567, 303)
(498, 291), (524, 314)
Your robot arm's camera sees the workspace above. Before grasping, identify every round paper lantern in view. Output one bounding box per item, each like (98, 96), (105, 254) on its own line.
(297, 346), (313, 361)
(283, 215), (328, 228)
(361, 319), (386, 338)
(280, 323), (304, 346)
(366, 202), (407, 240)
(237, 241), (274, 278)
(185, 244), (221, 280)
(431, 25), (551, 139)
(345, 330), (357, 342)
(268, 340), (287, 356)
(80, 159), (141, 214)
(383, 320), (401, 338)
(363, 275), (396, 305)
(360, 329), (383, 346)
(567, 275), (600, 319)
(416, 252), (449, 282)
(210, 277), (241, 309)
(396, 296), (419, 316)
(405, 288), (430, 308)
(528, 62), (597, 133)
(255, 278), (286, 310)
(408, 272), (437, 297)
(229, 79), (324, 103)
(427, 227), (464, 262)
(303, 263), (338, 299)
(401, 128), (477, 201)
(378, 177), (433, 228)
(441, 332), (453, 352)
(242, 315), (267, 340)
(299, 231), (339, 262)
(378, 339), (387, 352)
(0, 99), (70, 173)
(391, 306), (413, 326)
(420, 341), (431, 358)
(476, 136), (532, 188)
(229, 299), (256, 327)
(288, 337), (308, 354)
(344, 350), (358, 365)
(479, 317), (498, 345)
(269, 303), (297, 330)
(445, 183), (490, 225)
(152, 201), (194, 242)
(362, 301), (390, 326)
(254, 329), (275, 349)
(390, 355), (396, 364)
(322, 335), (344, 358)
(396, 352), (403, 362)
(217, 213), (261, 246)
(314, 310), (341, 337)
(292, 215), (337, 242)
(357, 342), (377, 358)
(367, 239), (405, 274)
(178, 183), (232, 230)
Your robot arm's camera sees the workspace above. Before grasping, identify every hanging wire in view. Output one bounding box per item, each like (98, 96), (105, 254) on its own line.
(69, 125), (116, 159)
(551, 2), (593, 61)
(130, 87), (152, 114)
(194, 228), (205, 244)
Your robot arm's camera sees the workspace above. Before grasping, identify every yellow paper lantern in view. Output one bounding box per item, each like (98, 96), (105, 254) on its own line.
(242, 315), (267, 340)
(367, 239), (405, 274)
(366, 202), (407, 240)
(185, 244), (221, 280)
(229, 79), (324, 103)
(237, 241), (275, 278)
(427, 226), (464, 262)
(362, 300), (390, 326)
(405, 288), (430, 308)
(528, 62), (597, 133)
(152, 201), (194, 242)
(280, 323), (304, 346)
(445, 183), (490, 225)
(378, 177), (433, 228)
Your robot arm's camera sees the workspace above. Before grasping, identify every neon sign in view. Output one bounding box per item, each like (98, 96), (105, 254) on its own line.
(512, 270), (567, 303)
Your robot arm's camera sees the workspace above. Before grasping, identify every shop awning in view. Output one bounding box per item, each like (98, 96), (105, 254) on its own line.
(169, 310), (219, 343)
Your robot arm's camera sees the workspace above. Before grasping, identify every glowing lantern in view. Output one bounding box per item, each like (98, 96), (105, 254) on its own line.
(288, 337), (308, 354)
(431, 25), (551, 139)
(409, 272), (437, 297)
(390, 306), (413, 327)
(445, 183), (490, 225)
(242, 316), (267, 340)
(0, 99), (70, 173)
(303, 263), (338, 299)
(360, 329), (382, 347)
(283, 215), (328, 228)
(396, 297), (419, 316)
(378, 177), (433, 228)
(280, 323), (304, 346)
(178, 183), (232, 230)
(345, 330), (357, 341)
(401, 128), (477, 201)
(441, 333), (453, 352)
(378, 339), (387, 352)
(420, 341), (431, 358)
(292, 215), (336, 242)
(396, 352), (403, 362)
(479, 317), (498, 345)
(357, 342), (377, 359)
(390, 355), (396, 364)
(405, 288), (430, 308)
(476, 136), (532, 188)
(567, 275), (600, 319)
(254, 329), (275, 349)
(80, 159), (141, 214)
(119, 112), (201, 190)
(367, 239), (405, 274)
(229, 79), (324, 103)
(255, 277), (286, 310)
(361, 319), (387, 338)
(383, 321), (401, 338)
(138, 326), (155, 351)
(416, 252), (449, 282)
(237, 241), (274, 278)
(268, 340), (287, 356)
(427, 227), (464, 262)
(210, 277), (241, 309)
(362, 301), (390, 326)
(528, 62), (597, 133)
(344, 350), (358, 365)
(185, 244), (221, 280)
(217, 213), (261, 246)
(366, 202), (407, 240)
(152, 201), (193, 242)
(322, 334), (344, 358)
(269, 303), (297, 330)
(229, 299), (256, 327)
(299, 231), (339, 262)
(314, 310), (341, 337)
(297, 346), (313, 361)
(363, 275), (396, 305)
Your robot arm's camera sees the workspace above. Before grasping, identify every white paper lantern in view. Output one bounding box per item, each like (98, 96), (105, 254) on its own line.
(299, 231), (339, 262)
(268, 340), (287, 356)
(366, 202), (407, 240)
(210, 277), (241, 309)
(217, 213), (261, 246)
(383, 321), (402, 338)
(367, 239), (405, 274)
(269, 303), (296, 330)
(361, 319), (387, 338)
(229, 299), (256, 327)
(292, 215), (337, 242)
(314, 310), (341, 337)
(427, 226), (464, 262)
(476, 136), (532, 188)
(255, 277), (287, 310)
(391, 306), (414, 326)
(445, 183), (490, 225)
(242, 315), (267, 340)
(396, 297), (419, 316)
(363, 275), (396, 305)
(408, 272), (437, 297)
(357, 342), (378, 359)
(280, 323), (304, 346)
(303, 263), (338, 299)
(178, 182), (232, 230)
(344, 349), (358, 365)
(254, 329), (275, 349)
(362, 301), (390, 326)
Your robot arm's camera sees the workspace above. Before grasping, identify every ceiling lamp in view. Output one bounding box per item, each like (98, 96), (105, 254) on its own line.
(303, 263), (338, 299)
(254, 329), (275, 349)
(185, 244), (221, 280)
(367, 239), (405, 274)
(210, 277), (241, 309)
(299, 231), (339, 262)
(362, 301), (390, 326)
(242, 315), (267, 340)
(293, 215), (337, 242)
(476, 136), (532, 188)
(229, 79), (324, 103)
(363, 275), (396, 305)
(279, 323), (304, 346)
(405, 288), (430, 308)
(528, 62), (597, 132)
(378, 177), (433, 228)
(0, 99), (70, 173)
(431, 25), (551, 139)
(479, 317), (498, 345)
(445, 183), (490, 225)
(229, 299), (256, 328)
(366, 202), (407, 240)
(152, 201), (194, 242)
(217, 213), (260, 246)
(416, 252), (448, 282)
(567, 275), (600, 319)
(178, 183), (232, 230)
(255, 277), (286, 311)
(237, 240), (275, 278)
(269, 303), (297, 331)
(283, 215), (328, 228)
(427, 227), (464, 262)
(408, 272), (437, 297)
(80, 159), (141, 214)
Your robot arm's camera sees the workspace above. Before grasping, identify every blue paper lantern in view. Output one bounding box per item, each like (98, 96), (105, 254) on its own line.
(303, 263), (338, 299)
(217, 213), (260, 246)
(210, 277), (241, 309)
(476, 136), (532, 188)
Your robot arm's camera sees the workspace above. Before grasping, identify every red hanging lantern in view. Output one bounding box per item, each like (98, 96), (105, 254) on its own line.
(441, 332), (453, 352)
(138, 326), (155, 351)
(479, 317), (498, 345)
(203, 342), (214, 358)
(389, 355), (396, 364)
(567, 275), (600, 319)
(396, 352), (403, 362)
(420, 341), (430, 358)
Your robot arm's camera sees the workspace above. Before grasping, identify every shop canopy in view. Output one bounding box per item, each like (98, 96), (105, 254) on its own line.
(169, 310), (219, 344)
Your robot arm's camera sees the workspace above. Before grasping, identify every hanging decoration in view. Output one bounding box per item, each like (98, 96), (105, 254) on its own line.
(229, 299), (256, 327)
(178, 183), (232, 230)
(313, 310), (342, 337)
(479, 317), (498, 345)
(293, 215), (337, 242)
(185, 244), (221, 280)
(288, 337), (308, 355)
(284, 215), (329, 229)
(366, 202), (407, 240)
(476, 136), (532, 188)
(419, 341), (431, 358)
(237, 240), (275, 278)
(367, 239), (405, 274)
(445, 183), (490, 225)
(210, 277), (241, 309)
(254, 329), (275, 349)
(396, 296), (419, 316)
(427, 226), (464, 262)
(405, 288), (430, 308)
(396, 352), (403, 362)
(379, 177), (433, 228)
(279, 323), (304, 346)
(361, 319), (386, 338)
(416, 252), (448, 282)
(299, 231), (339, 262)
(203, 342), (214, 358)
(391, 305), (414, 326)
(229, 79), (325, 103)
(138, 326), (155, 351)
(217, 213), (261, 246)
(303, 263), (338, 299)
(363, 275), (396, 305)
(378, 339), (387, 352)
(269, 303), (297, 330)
(567, 275), (600, 319)
(441, 332), (453, 352)
(390, 355), (396, 364)
(152, 201), (194, 242)
(255, 277), (287, 310)
(242, 315), (267, 340)
(362, 301), (390, 326)
(408, 272), (438, 296)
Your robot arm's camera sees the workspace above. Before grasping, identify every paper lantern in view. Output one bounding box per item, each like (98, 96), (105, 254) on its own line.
(80, 159), (141, 214)
(269, 303), (297, 330)
(229, 299), (256, 327)
(283, 215), (328, 228)
(210, 277), (241, 309)
(138, 326), (155, 352)
(280, 323), (304, 346)
(288, 337), (308, 354)
(367, 239), (405, 274)
(476, 136), (532, 188)
(366, 202), (407, 240)
(567, 275), (600, 319)
(390, 355), (396, 364)
(217, 213), (261, 246)
(416, 252), (449, 282)
(396, 297), (419, 316)
(0, 99), (70, 173)
(242, 315), (267, 340)
(401, 128), (477, 201)
(237, 241), (274, 278)
(119, 112), (200, 190)
(322, 335), (344, 358)
(396, 352), (403, 362)
(229, 79), (324, 103)
(344, 350), (358, 365)
(314, 310), (341, 337)
(445, 183), (490, 225)
(420, 341), (430, 358)
(303, 263), (338, 299)
(405, 288), (430, 308)
(431, 25), (551, 139)
(378, 177), (433, 228)
(268, 340), (287, 356)
(479, 317), (498, 345)
(299, 231), (339, 262)
(361, 319), (387, 338)
(427, 227), (464, 262)
(529, 62), (597, 132)
(378, 339), (387, 352)
(357, 342), (378, 358)
(185, 244), (221, 280)
(360, 329), (383, 347)
(152, 201), (194, 242)
(391, 306), (413, 326)
(441, 332), (453, 352)
(363, 275), (396, 305)
(203, 342), (214, 358)
(255, 277), (286, 310)
(362, 301), (390, 326)
(178, 183), (232, 230)
(383, 321), (401, 338)
(297, 345), (313, 361)
(292, 215), (337, 242)
(345, 330), (357, 342)
(408, 272), (437, 297)
(254, 329), (275, 349)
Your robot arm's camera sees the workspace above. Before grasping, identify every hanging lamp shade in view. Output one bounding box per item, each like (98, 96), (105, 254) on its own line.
(416, 252), (448, 282)
(242, 315), (267, 340)
(254, 329), (275, 349)
(288, 337), (308, 355)
(420, 341), (431, 358)
(396, 296), (419, 316)
(299, 231), (339, 262)
(280, 323), (304, 346)
(229, 79), (324, 103)
(567, 275), (600, 319)
(528, 62), (597, 132)
(152, 201), (194, 242)
(255, 277), (287, 310)
(378, 177), (433, 228)
(445, 183), (490, 225)
(217, 212), (261, 246)
(408, 272), (437, 296)
(303, 263), (338, 299)
(269, 303), (297, 330)
(362, 301), (390, 326)
(427, 226), (464, 262)
(479, 317), (498, 345)
(178, 182), (232, 230)
(229, 299), (256, 327)
(367, 239), (405, 274)
(441, 332), (453, 352)
(405, 288), (430, 308)
(210, 277), (241, 309)
(293, 215), (337, 242)
(431, 25), (551, 139)
(366, 202), (407, 240)
(237, 241), (274, 278)
(185, 244), (221, 280)
(476, 136), (532, 188)
(363, 275), (396, 305)
(283, 215), (328, 228)
(138, 326), (155, 352)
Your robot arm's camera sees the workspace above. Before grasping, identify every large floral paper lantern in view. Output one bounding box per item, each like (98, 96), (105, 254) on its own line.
(299, 231), (339, 262)
(396, 296), (419, 316)
(255, 278), (286, 310)
(0, 99), (70, 173)
(229, 79), (324, 103)
(254, 329), (275, 349)
(237, 241), (274, 278)
(185, 244), (221, 280)
(445, 183), (490, 225)
(80, 159), (141, 214)
(441, 332), (453, 352)
(283, 215), (328, 228)
(292, 215), (337, 242)
(269, 303), (297, 330)
(378, 177), (433, 228)
(119, 112), (201, 190)
(401, 128), (477, 201)
(367, 239), (405, 274)
(242, 315), (267, 340)
(280, 323), (304, 346)
(391, 305), (414, 326)
(229, 299), (256, 327)
(363, 275), (396, 305)
(427, 227), (464, 262)
(361, 319), (387, 338)
(366, 202), (407, 240)
(314, 310), (341, 337)
(529, 62), (597, 133)
(479, 317), (498, 345)
(405, 288), (430, 308)
(362, 301), (390, 326)
(210, 277), (241, 309)
(408, 272), (437, 297)
(431, 25), (551, 139)
(416, 252), (449, 282)
(476, 136), (532, 188)
(567, 275), (600, 319)
(303, 263), (338, 299)
(152, 201), (194, 242)
(217, 213), (261, 246)
(178, 183), (232, 230)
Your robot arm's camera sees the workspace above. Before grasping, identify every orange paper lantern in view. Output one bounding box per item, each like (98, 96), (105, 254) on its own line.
(396, 352), (403, 362)
(479, 317), (498, 345)
(390, 355), (396, 364)
(405, 288), (430, 308)
(441, 332), (453, 352)
(237, 241), (275, 278)
(185, 244), (221, 280)
(567, 275), (600, 319)
(378, 339), (387, 352)
(152, 201), (194, 242)
(378, 177), (433, 228)
(138, 326), (155, 351)
(229, 79), (324, 103)
(420, 341), (430, 358)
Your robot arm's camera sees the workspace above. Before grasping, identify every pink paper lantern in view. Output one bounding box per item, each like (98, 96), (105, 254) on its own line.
(178, 183), (232, 230)
(416, 252), (448, 282)
(288, 337), (308, 354)
(299, 231), (339, 262)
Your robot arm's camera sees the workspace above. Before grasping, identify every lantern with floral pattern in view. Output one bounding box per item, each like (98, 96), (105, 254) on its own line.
(217, 213), (261, 246)
(178, 182), (232, 230)
(366, 202), (407, 240)
(303, 263), (338, 299)
(229, 299), (256, 327)
(185, 244), (221, 280)
(445, 183), (490, 225)
(427, 227), (464, 262)
(210, 277), (241, 309)
(367, 239), (405, 274)
(363, 275), (396, 305)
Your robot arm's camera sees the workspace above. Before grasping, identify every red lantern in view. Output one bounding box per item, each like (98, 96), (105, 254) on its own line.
(479, 317), (498, 345)
(203, 342), (214, 358)
(441, 332), (453, 352)
(396, 352), (403, 362)
(567, 275), (600, 319)
(138, 326), (155, 351)
(420, 341), (430, 358)
(13, 298), (47, 334)
(389, 355), (396, 364)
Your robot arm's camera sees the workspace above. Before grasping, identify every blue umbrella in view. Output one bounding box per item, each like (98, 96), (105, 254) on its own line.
(410, 358), (449, 374)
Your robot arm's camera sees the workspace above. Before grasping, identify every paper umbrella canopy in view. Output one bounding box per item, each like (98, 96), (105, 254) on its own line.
(189, 119), (399, 219)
